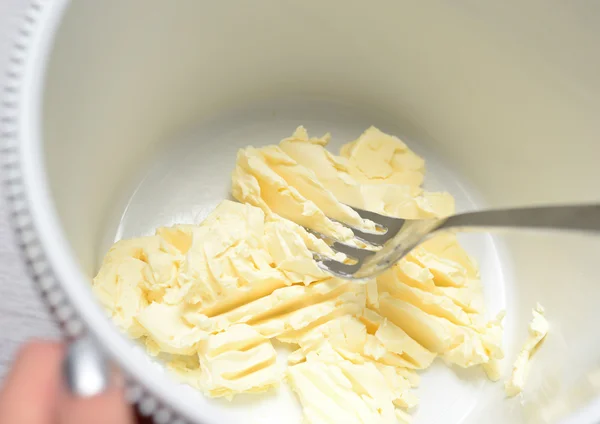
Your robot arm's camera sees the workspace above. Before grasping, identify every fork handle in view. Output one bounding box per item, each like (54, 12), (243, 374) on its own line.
(440, 204), (600, 233)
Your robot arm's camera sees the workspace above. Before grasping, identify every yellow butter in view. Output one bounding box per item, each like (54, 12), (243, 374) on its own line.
(137, 302), (207, 355)
(378, 269), (473, 326)
(279, 126), (454, 220)
(344, 126), (425, 188)
(287, 343), (408, 424)
(92, 257), (150, 338)
(232, 146), (357, 241)
(505, 304), (549, 397)
(197, 324), (281, 398)
(93, 125), (508, 423)
(378, 293), (504, 369)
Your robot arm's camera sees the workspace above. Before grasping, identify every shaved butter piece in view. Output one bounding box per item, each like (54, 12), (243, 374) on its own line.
(391, 260), (483, 314)
(156, 226), (193, 254)
(414, 192), (456, 218)
(260, 145), (377, 233)
(393, 260), (437, 291)
(358, 185), (421, 218)
(291, 315), (367, 354)
(95, 233), (185, 307)
(378, 294), (504, 368)
(232, 146), (355, 241)
(359, 308), (436, 369)
(267, 213), (340, 258)
(340, 139), (357, 158)
(482, 359), (502, 382)
(92, 257), (151, 338)
(436, 279), (485, 316)
(274, 286), (366, 342)
(405, 233), (479, 290)
(279, 127), (366, 208)
(287, 343), (408, 424)
(279, 126), (454, 220)
(365, 338), (425, 377)
(505, 304), (549, 397)
(290, 316), (372, 367)
(180, 200), (335, 317)
(100, 235), (183, 288)
(279, 127), (421, 215)
(181, 201), (287, 311)
(370, 298), (453, 351)
(288, 315), (425, 386)
(443, 309), (505, 371)
(366, 279), (379, 308)
(378, 269), (473, 326)
(394, 368), (421, 388)
(374, 363), (419, 409)
(419, 233), (479, 278)
(202, 279), (356, 334)
(289, 315), (425, 393)
(198, 324), (281, 398)
(137, 302), (208, 355)
(390, 239), (484, 315)
(374, 320), (436, 370)
(344, 126), (425, 188)
(264, 217), (337, 285)
(408, 247), (468, 287)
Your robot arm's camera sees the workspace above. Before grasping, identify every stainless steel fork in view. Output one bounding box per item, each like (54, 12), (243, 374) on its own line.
(315, 204), (600, 280)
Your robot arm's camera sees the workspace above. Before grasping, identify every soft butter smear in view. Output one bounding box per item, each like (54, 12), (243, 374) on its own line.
(505, 303), (549, 397)
(93, 126), (506, 423)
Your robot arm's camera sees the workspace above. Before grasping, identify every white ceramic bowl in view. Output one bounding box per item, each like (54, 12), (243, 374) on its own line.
(3, 1), (600, 423)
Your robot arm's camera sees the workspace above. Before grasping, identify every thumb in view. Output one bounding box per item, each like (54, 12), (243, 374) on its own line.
(58, 337), (135, 424)
(58, 386), (135, 424)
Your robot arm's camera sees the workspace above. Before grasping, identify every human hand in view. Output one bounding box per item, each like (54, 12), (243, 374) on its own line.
(0, 341), (135, 424)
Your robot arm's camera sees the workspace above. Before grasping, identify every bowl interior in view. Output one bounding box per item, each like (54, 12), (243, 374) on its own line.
(36, 1), (600, 423)
(100, 97), (511, 423)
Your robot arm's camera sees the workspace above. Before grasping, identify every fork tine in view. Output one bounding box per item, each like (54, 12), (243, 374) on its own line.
(318, 218), (391, 246)
(330, 241), (376, 261)
(348, 227), (392, 247)
(307, 207), (406, 249)
(306, 207), (411, 280)
(343, 205), (406, 246)
(307, 228), (376, 260)
(317, 258), (363, 280)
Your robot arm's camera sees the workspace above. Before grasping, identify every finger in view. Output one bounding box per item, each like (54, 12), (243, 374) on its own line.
(0, 341), (64, 424)
(58, 385), (135, 424)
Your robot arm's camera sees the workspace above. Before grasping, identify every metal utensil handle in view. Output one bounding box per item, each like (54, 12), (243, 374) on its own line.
(63, 335), (110, 397)
(440, 204), (600, 233)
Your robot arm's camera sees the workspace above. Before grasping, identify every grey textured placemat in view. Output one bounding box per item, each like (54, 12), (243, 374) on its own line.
(0, 0), (61, 380)
(0, 196), (61, 379)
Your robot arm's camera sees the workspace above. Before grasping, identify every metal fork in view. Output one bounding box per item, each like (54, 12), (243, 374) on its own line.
(314, 204), (600, 280)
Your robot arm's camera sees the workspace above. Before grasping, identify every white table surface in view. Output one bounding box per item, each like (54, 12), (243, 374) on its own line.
(0, 0), (61, 381)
